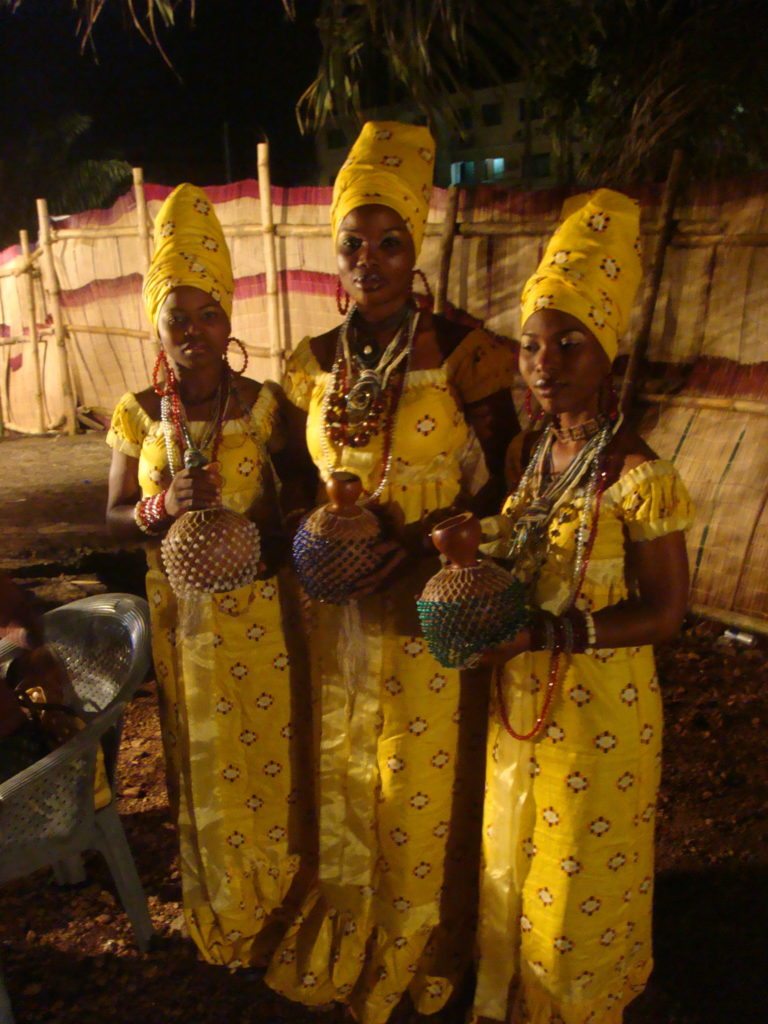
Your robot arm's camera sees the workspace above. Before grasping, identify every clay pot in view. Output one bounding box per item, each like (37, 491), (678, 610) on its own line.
(430, 511), (482, 568)
(326, 472), (364, 516)
(417, 512), (528, 668)
(292, 473), (381, 604)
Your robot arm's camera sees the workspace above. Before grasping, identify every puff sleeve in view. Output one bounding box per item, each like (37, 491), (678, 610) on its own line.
(106, 392), (149, 458)
(612, 459), (695, 541)
(445, 328), (517, 405)
(281, 337), (318, 413)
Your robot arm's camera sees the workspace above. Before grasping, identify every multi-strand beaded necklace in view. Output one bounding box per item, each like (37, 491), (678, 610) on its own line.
(321, 305), (419, 501)
(159, 369), (230, 474)
(496, 416), (617, 740)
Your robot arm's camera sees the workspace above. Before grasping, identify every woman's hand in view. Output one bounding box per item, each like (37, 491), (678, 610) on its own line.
(477, 627), (532, 668)
(348, 539), (413, 598)
(165, 463), (222, 518)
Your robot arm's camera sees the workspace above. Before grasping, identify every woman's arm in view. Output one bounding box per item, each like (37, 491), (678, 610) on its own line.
(483, 529), (690, 665)
(106, 448), (221, 540)
(106, 448), (145, 540)
(594, 528), (690, 646)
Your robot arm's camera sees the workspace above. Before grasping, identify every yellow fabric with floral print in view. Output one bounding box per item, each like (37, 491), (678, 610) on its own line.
(142, 183), (234, 330)
(330, 121), (435, 257)
(474, 456), (694, 1024)
(521, 188), (643, 361)
(266, 329), (516, 1024)
(107, 385), (312, 968)
(281, 328), (516, 518)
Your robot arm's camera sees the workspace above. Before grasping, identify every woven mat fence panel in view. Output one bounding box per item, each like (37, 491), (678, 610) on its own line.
(2, 173), (768, 625)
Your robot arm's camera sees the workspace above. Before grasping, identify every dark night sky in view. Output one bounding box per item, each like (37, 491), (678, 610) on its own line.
(0, 0), (323, 188)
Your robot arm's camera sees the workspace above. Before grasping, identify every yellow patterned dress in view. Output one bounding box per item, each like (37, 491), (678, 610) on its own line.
(107, 383), (312, 968)
(266, 329), (517, 1024)
(475, 455), (694, 1024)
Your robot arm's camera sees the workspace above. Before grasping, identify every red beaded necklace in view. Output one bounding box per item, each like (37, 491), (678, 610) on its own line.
(495, 448), (612, 742)
(154, 356), (228, 473)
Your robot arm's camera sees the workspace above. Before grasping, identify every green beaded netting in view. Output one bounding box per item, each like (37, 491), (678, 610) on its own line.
(417, 566), (529, 669)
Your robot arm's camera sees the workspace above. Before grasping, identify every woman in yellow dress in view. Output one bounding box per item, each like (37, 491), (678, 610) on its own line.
(266, 122), (519, 1023)
(475, 190), (694, 1023)
(105, 184), (312, 968)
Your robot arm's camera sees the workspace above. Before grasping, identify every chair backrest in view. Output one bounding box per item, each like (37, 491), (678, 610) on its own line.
(0, 594), (151, 717)
(40, 594), (152, 715)
(0, 702), (125, 884)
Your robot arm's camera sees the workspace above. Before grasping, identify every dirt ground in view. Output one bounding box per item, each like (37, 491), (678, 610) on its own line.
(0, 432), (766, 1024)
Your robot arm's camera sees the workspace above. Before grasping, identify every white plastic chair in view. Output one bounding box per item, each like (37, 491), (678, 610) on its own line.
(0, 594), (155, 1020)
(0, 701), (154, 1021)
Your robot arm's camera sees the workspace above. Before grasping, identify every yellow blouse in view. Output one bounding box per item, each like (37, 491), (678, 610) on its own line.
(484, 454), (694, 615)
(284, 327), (517, 524)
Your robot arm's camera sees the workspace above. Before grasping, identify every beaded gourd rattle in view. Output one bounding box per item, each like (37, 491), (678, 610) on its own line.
(292, 472), (382, 604)
(417, 511), (528, 669)
(161, 446), (262, 597)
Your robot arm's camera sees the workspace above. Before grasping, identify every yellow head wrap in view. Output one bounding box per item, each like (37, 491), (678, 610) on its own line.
(521, 188), (643, 361)
(142, 183), (234, 331)
(330, 121), (435, 257)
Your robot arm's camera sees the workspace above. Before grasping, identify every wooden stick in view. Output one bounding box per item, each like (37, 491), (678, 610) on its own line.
(19, 230), (46, 434)
(621, 148), (686, 416)
(257, 142), (283, 380)
(434, 187), (460, 316)
(640, 391), (768, 417)
(132, 167), (153, 271)
(36, 198), (77, 434)
(63, 321), (272, 359)
(690, 603), (768, 637)
(1, 420), (55, 436)
(0, 248), (43, 279)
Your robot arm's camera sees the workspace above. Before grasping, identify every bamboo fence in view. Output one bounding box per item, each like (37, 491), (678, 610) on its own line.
(0, 147), (767, 630)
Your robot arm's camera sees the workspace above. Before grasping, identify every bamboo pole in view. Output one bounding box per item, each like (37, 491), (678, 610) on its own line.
(641, 391), (768, 417)
(434, 186), (461, 315)
(0, 247), (43, 279)
(690, 604), (768, 637)
(132, 167), (153, 270)
(621, 148), (687, 416)
(36, 198), (77, 434)
(63, 321), (273, 359)
(19, 230), (46, 434)
(66, 323), (151, 340)
(257, 142), (283, 380)
(131, 167), (159, 366)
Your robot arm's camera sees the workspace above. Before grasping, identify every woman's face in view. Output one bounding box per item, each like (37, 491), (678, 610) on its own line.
(519, 308), (611, 419)
(158, 286), (231, 373)
(336, 204), (416, 319)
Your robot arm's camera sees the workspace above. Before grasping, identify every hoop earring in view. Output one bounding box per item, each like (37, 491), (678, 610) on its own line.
(524, 387), (544, 424)
(152, 350), (176, 397)
(336, 278), (350, 317)
(224, 337), (249, 377)
(411, 268), (433, 305)
(602, 372), (619, 422)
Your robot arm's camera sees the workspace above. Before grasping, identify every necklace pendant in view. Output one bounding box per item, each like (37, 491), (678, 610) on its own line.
(184, 447), (208, 470)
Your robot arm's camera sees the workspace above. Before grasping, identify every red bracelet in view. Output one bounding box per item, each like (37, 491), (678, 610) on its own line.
(134, 491), (169, 535)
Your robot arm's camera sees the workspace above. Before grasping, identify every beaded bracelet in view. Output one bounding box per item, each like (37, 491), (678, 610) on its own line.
(583, 609), (597, 652)
(134, 491), (169, 536)
(529, 610), (558, 652)
(531, 608), (598, 654)
(559, 607), (598, 654)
